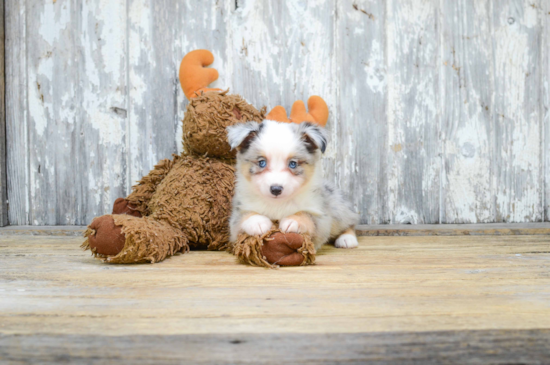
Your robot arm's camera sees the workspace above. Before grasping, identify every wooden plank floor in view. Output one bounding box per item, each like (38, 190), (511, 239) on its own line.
(1, 234), (550, 364)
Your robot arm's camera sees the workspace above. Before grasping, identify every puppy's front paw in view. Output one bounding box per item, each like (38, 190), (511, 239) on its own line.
(279, 218), (301, 233)
(334, 234), (358, 249)
(279, 214), (315, 234)
(241, 215), (273, 236)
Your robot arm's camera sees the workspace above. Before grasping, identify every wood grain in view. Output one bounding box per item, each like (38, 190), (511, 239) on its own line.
(1, 330), (549, 364)
(544, 0), (550, 221)
(440, 0), (493, 223)
(355, 222), (550, 236)
(76, 0), (129, 225)
(491, 0), (543, 222)
(4, 223), (550, 237)
(227, 1), (335, 118)
(1, 235), (550, 335)
(334, 0), (387, 224)
(5, 0), (28, 225)
(4, 0), (549, 225)
(1, 234), (550, 362)
(386, 0), (440, 224)
(0, 0), (7, 227)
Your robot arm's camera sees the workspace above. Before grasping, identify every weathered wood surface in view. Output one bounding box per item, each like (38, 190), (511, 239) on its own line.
(1, 235), (550, 334)
(0, 0), (6, 227)
(2, 330), (550, 364)
(544, 0), (550, 226)
(356, 222), (550, 236)
(4, 223), (550, 237)
(1, 234), (550, 363)
(441, 0), (493, 224)
(4, 0), (550, 225)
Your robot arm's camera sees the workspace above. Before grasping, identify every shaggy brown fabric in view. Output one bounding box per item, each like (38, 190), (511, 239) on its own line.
(112, 198), (142, 217)
(147, 156), (236, 250)
(82, 215), (189, 264)
(126, 157), (177, 216)
(231, 226), (316, 269)
(182, 90), (266, 159)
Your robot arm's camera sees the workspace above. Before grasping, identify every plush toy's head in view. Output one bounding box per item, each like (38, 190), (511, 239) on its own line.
(179, 50), (265, 159)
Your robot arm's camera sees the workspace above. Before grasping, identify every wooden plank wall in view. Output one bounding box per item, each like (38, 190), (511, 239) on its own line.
(4, 0), (549, 225)
(0, 0), (6, 227)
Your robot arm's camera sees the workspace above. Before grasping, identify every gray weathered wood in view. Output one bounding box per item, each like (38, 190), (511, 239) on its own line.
(2, 234), (550, 363)
(491, 0), (542, 222)
(76, 1), (129, 225)
(334, 0), (387, 224)
(440, 0), (494, 224)
(5, 0), (28, 225)
(3, 222), (550, 237)
(0, 0), (7, 227)
(127, 0), (232, 174)
(1, 330), (549, 364)
(544, 0), (550, 221)
(4, 0), (549, 225)
(128, 0), (180, 180)
(227, 1), (336, 126)
(385, 0), (440, 223)
(26, 0), (83, 225)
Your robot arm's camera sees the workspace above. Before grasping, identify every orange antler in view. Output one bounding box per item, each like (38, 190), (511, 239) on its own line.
(265, 105), (290, 123)
(266, 96), (329, 127)
(290, 96), (329, 127)
(179, 50), (222, 99)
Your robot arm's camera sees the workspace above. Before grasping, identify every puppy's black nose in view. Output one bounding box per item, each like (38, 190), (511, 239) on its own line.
(270, 185), (283, 196)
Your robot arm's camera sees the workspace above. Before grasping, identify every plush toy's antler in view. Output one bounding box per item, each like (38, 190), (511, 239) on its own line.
(179, 50), (222, 99)
(290, 96), (329, 127)
(266, 96), (329, 127)
(265, 105), (290, 123)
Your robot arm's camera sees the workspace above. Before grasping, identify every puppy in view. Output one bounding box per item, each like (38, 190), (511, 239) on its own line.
(226, 120), (359, 250)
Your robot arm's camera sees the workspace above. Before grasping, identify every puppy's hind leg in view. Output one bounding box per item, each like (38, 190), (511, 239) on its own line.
(334, 227), (358, 249)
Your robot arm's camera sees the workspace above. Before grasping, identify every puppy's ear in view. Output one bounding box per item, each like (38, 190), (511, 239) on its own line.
(226, 122), (261, 152)
(298, 122), (327, 154)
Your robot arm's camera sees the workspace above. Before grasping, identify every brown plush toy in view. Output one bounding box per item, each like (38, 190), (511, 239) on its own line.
(81, 50), (317, 267)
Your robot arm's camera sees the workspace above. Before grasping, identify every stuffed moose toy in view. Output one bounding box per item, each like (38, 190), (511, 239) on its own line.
(82, 50), (329, 268)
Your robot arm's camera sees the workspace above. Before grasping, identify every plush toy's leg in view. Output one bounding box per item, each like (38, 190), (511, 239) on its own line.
(82, 215), (188, 264)
(230, 226), (316, 268)
(112, 198), (142, 217)
(125, 156), (179, 216)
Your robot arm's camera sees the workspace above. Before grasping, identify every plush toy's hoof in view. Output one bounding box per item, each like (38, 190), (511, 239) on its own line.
(86, 215), (126, 256)
(262, 232), (308, 266)
(112, 198), (142, 217)
(231, 228), (316, 268)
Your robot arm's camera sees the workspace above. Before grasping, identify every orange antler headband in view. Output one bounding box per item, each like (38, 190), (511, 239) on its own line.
(179, 50), (222, 99)
(266, 96), (329, 127)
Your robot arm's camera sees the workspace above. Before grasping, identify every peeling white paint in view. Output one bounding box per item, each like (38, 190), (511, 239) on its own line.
(6, 0), (547, 225)
(364, 40), (385, 94)
(99, 0), (126, 78)
(39, 1), (71, 46)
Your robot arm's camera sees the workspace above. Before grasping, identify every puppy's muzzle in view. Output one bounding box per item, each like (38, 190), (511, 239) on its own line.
(270, 185), (283, 197)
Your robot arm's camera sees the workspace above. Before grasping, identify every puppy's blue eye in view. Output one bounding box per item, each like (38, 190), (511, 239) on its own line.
(258, 160), (267, 168)
(289, 161), (297, 169)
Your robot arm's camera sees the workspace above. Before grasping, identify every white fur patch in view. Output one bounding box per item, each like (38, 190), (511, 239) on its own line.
(241, 214), (273, 236)
(279, 217), (301, 233)
(334, 234), (358, 249)
(226, 121), (259, 150)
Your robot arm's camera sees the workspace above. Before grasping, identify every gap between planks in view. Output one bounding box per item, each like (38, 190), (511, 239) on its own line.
(1, 223), (550, 237)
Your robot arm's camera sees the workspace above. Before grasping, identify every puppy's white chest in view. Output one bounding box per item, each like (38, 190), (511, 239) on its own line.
(242, 193), (323, 221)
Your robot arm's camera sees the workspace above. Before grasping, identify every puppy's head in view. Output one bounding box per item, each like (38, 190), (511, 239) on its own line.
(227, 120), (327, 200)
